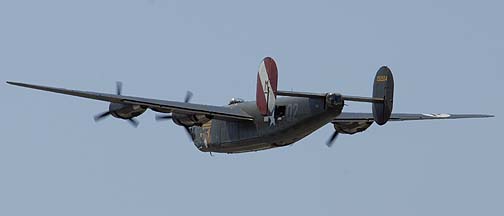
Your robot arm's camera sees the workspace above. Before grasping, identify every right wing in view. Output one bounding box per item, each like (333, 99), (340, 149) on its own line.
(7, 81), (254, 121)
(333, 112), (494, 123)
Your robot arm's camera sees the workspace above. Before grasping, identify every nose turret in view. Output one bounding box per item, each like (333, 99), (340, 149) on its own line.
(191, 126), (211, 152)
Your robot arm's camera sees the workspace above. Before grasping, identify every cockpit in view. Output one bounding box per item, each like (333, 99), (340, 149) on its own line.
(228, 98), (245, 105)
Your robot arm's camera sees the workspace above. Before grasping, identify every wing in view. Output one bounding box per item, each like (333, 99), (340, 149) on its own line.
(7, 81), (254, 121)
(333, 112), (493, 123)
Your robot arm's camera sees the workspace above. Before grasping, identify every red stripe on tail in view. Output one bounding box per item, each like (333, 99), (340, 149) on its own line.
(256, 57), (278, 116)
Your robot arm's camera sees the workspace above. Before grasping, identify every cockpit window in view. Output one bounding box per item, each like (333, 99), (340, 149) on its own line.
(228, 98), (245, 105)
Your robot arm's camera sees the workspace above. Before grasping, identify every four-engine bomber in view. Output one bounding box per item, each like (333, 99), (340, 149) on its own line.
(7, 57), (493, 153)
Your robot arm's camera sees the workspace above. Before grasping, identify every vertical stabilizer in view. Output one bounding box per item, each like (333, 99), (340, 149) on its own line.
(372, 66), (394, 125)
(256, 57), (278, 116)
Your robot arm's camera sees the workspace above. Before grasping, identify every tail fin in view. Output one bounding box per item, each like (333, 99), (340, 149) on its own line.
(256, 57), (278, 116)
(372, 66), (394, 125)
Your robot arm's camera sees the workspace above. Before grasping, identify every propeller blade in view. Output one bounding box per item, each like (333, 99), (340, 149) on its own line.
(184, 91), (193, 103)
(184, 126), (194, 141)
(127, 118), (139, 127)
(155, 114), (193, 141)
(155, 92), (193, 140)
(94, 111), (111, 122)
(155, 114), (173, 121)
(326, 131), (339, 147)
(116, 81), (123, 95)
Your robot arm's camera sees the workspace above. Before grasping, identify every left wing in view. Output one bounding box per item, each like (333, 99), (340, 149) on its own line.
(7, 81), (254, 121)
(333, 112), (493, 123)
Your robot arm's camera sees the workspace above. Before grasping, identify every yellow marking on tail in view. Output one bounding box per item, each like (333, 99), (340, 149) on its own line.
(376, 75), (388, 82)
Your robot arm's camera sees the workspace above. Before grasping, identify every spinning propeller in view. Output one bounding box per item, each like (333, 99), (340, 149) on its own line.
(93, 82), (139, 127)
(326, 130), (339, 147)
(155, 91), (194, 141)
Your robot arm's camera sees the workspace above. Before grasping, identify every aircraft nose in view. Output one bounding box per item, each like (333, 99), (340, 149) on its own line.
(193, 135), (210, 152)
(195, 142), (211, 152)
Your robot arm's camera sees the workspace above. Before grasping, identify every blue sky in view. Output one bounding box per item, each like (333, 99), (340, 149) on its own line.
(1, 1), (502, 215)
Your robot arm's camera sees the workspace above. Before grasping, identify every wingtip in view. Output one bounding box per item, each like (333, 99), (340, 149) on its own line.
(6, 81), (31, 88)
(6, 81), (22, 86)
(470, 114), (494, 118)
(476, 114), (495, 118)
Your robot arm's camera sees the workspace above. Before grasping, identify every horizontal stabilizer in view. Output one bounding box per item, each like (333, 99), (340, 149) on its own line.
(277, 90), (383, 103)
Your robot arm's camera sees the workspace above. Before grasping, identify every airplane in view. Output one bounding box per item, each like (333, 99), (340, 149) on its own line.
(7, 57), (493, 154)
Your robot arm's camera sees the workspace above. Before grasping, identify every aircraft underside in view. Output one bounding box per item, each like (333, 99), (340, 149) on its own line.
(191, 106), (340, 153)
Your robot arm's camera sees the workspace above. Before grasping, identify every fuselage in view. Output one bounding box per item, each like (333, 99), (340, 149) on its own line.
(191, 96), (343, 153)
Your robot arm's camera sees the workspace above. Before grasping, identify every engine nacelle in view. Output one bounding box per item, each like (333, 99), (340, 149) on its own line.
(171, 113), (212, 127)
(333, 121), (373, 135)
(109, 103), (146, 119)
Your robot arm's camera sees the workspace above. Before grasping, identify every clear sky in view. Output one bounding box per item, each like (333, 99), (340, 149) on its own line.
(1, 0), (502, 215)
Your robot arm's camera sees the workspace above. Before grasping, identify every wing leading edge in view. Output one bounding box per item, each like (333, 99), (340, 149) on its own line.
(333, 112), (494, 123)
(6, 81), (254, 121)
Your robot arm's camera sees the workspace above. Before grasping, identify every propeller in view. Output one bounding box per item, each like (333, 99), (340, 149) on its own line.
(126, 118), (139, 127)
(93, 82), (139, 127)
(155, 91), (194, 141)
(326, 130), (339, 147)
(155, 113), (194, 141)
(155, 114), (173, 121)
(184, 91), (193, 103)
(154, 91), (193, 121)
(116, 81), (122, 95)
(93, 110), (112, 122)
